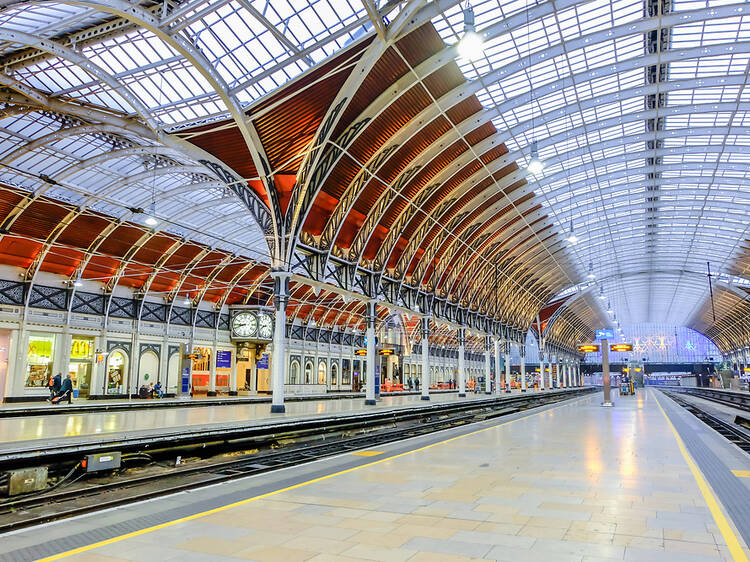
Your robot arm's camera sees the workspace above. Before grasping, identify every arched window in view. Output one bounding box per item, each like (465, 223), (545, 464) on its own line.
(289, 360), (300, 384)
(403, 364), (410, 378)
(318, 360), (327, 385)
(304, 361), (313, 384)
(331, 363), (338, 386)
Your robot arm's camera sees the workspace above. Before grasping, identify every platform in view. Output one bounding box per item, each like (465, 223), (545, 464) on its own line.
(0, 389), (459, 418)
(0, 389), (537, 458)
(3, 387), (750, 562)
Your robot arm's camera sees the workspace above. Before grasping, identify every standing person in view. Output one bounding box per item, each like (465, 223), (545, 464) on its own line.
(48, 372), (62, 402)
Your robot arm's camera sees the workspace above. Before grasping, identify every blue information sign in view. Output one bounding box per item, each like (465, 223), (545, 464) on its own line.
(181, 367), (190, 393)
(216, 350), (232, 369)
(374, 365), (380, 397)
(595, 329), (614, 340)
(257, 353), (269, 369)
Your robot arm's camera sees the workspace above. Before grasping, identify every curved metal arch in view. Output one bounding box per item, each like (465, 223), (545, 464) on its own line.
(0, 123), (146, 165)
(434, 206), (550, 297)
(189, 254), (239, 333)
(408, 170), (532, 289)
(345, 128), (507, 267)
(421, 195), (545, 293)
(214, 262), (260, 312)
(460, 231), (574, 317)
(288, 32), (464, 264)
(392, 157), (525, 282)
(373, 150), (517, 278)
(163, 247), (211, 330)
(54, 145), (187, 183)
(63, 0), (281, 230)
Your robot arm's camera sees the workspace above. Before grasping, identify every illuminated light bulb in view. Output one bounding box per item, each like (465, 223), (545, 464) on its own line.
(527, 140), (545, 175)
(457, 6), (484, 60)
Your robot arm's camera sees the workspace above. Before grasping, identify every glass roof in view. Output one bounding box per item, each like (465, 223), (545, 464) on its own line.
(0, 0), (748, 339)
(434, 0), (750, 328)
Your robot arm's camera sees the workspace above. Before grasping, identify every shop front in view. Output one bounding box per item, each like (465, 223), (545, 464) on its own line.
(25, 333), (56, 392)
(191, 347), (211, 395)
(68, 336), (95, 398)
(106, 349), (127, 395)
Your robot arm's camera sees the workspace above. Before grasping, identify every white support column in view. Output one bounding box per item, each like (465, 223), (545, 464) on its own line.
(458, 327), (466, 397)
(421, 316), (430, 400)
(208, 341), (218, 396)
(520, 345), (527, 392)
(494, 338), (502, 396)
(365, 300), (377, 406)
(556, 358), (562, 388)
(565, 362), (571, 388)
(504, 341), (511, 393)
(539, 354), (545, 391)
(484, 336), (491, 394)
(270, 271), (290, 413)
(548, 355), (554, 389)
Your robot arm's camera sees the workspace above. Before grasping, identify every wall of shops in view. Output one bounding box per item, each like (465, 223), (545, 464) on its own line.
(0, 269), (486, 402)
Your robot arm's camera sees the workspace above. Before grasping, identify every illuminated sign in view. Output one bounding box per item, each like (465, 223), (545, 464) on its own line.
(354, 349), (367, 356)
(577, 344), (600, 353)
(622, 368), (630, 372)
(745, 367), (750, 372)
(610, 343), (633, 352)
(378, 349), (395, 355)
(634, 368), (642, 372)
(595, 329), (614, 340)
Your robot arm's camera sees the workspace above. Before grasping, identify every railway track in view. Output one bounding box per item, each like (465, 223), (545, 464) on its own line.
(0, 389), (590, 533)
(662, 390), (750, 454)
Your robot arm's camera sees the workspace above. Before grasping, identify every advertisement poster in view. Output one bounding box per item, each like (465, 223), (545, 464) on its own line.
(216, 350), (232, 369)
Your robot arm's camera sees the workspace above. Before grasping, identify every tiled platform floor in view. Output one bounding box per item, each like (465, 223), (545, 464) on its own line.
(23, 388), (750, 562)
(0, 390), (481, 448)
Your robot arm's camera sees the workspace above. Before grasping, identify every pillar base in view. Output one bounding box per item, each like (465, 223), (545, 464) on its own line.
(228, 391), (238, 396)
(270, 404), (285, 413)
(521, 389), (526, 392)
(485, 391), (493, 395)
(206, 390), (217, 397)
(601, 401), (614, 407)
(365, 399), (376, 405)
(458, 393), (466, 397)
(420, 395), (430, 401)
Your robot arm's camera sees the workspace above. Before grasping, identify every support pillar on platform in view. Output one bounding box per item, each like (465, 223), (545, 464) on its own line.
(458, 327), (466, 397)
(556, 358), (562, 388)
(504, 341), (511, 393)
(270, 271), (290, 414)
(520, 345), (527, 392)
(421, 316), (431, 401)
(365, 300), (377, 406)
(484, 336), (491, 394)
(494, 338), (502, 396)
(539, 354), (545, 391)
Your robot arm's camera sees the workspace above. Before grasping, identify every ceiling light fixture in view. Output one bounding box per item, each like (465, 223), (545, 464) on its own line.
(607, 301), (613, 314)
(565, 219), (579, 245)
(598, 286), (606, 300)
(457, 6), (484, 60)
(183, 295), (191, 306)
(527, 140), (545, 175)
(586, 261), (595, 280)
(144, 199), (158, 227)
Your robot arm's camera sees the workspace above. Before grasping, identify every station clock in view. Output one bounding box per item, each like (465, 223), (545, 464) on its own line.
(230, 310), (274, 341)
(258, 313), (273, 339)
(231, 311), (257, 338)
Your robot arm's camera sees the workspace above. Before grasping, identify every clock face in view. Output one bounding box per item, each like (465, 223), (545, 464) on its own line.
(258, 314), (273, 340)
(232, 312), (257, 338)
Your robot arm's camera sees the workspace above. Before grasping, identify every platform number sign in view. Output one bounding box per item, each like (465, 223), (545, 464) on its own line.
(595, 329), (614, 340)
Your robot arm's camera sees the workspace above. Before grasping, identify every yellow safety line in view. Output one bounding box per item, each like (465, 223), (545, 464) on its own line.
(34, 394), (587, 561)
(732, 470), (750, 479)
(654, 392), (749, 562)
(350, 450), (383, 456)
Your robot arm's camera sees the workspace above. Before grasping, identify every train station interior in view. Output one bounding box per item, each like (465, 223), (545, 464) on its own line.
(0, 0), (749, 561)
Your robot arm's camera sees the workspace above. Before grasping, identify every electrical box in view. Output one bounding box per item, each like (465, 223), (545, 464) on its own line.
(85, 451), (122, 472)
(8, 466), (48, 496)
